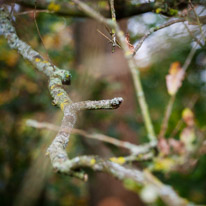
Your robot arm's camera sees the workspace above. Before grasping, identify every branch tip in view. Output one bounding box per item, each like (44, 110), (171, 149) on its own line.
(111, 97), (123, 108)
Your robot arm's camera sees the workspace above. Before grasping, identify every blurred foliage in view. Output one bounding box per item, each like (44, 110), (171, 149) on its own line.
(0, 2), (206, 206)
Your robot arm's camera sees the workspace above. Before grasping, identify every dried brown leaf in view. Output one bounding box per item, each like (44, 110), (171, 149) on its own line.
(166, 62), (185, 96)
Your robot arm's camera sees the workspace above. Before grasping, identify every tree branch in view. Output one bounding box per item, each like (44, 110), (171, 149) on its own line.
(159, 95), (176, 138)
(133, 18), (185, 56)
(0, 6), (72, 110)
(109, 0), (117, 51)
(183, 22), (204, 47)
(15, 0), (157, 19)
(14, 0), (206, 20)
(26, 119), (156, 156)
(52, 154), (190, 206)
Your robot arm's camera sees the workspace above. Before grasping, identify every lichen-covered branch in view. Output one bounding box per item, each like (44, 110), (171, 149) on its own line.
(52, 154), (190, 206)
(0, 6), (72, 109)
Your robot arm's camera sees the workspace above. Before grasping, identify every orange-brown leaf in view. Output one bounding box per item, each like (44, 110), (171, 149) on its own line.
(166, 62), (185, 95)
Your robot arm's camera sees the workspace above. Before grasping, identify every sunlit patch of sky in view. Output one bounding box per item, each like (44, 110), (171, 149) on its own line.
(127, 20), (147, 36)
(128, 16), (188, 67)
(142, 13), (157, 24)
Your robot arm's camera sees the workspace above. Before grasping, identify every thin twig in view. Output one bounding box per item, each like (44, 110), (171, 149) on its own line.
(97, 29), (113, 43)
(159, 95), (176, 138)
(15, 9), (54, 16)
(97, 29), (121, 48)
(182, 44), (197, 71)
(189, 0), (206, 43)
(183, 22), (204, 47)
(104, 25), (121, 48)
(109, 0), (116, 22)
(33, 1), (54, 67)
(109, 0), (117, 52)
(26, 119), (156, 156)
(133, 18), (185, 57)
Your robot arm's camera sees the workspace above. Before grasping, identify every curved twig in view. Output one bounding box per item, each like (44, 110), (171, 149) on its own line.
(133, 18), (185, 56)
(26, 119), (156, 156)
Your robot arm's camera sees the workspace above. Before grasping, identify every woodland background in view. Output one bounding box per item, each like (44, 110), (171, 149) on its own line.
(0, 0), (206, 206)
